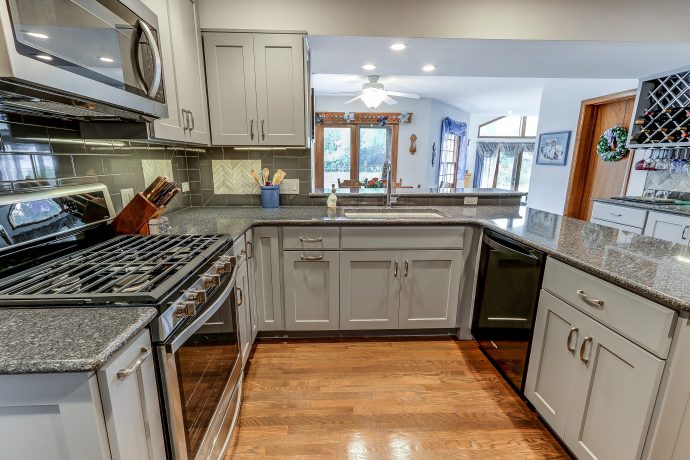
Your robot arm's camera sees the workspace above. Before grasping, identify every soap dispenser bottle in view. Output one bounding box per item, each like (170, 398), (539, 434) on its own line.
(327, 184), (337, 208)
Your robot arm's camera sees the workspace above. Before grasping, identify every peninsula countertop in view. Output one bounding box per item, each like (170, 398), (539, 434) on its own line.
(167, 205), (690, 313)
(0, 307), (157, 375)
(309, 187), (527, 198)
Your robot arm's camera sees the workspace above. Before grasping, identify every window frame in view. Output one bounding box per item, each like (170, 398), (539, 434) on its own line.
(478, 116), (537, 139)
(438, 132), (460, 188)
(315, 123), (399, 189)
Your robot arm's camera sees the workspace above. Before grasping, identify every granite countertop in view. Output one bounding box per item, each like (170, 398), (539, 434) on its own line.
(593, 198), (690, 217)
(167, 205), (690, 313)
(0, 307), (157, 375)
(309, 187), (527, 197)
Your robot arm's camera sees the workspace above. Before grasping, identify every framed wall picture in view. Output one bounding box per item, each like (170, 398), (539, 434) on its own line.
(536, 131), (571, 166)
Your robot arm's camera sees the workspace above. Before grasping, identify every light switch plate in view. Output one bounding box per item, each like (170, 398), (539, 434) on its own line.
(121, 188), (135, 207)
(181, 182), (190, 193)
(464, 196), (478, 206)
(279, 179), (299, 195)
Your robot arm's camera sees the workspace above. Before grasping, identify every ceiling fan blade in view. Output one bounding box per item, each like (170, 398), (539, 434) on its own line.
(345, 95), (362, 104)
(383, 96), (398, 105)
(386, 91), (420, 99)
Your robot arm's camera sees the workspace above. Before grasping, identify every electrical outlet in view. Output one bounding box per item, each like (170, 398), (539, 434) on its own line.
(121, 188), (135, 207)
(464, 196), (478, 206)
(181, 182), (190, 193)
(279, 179), (299, 195)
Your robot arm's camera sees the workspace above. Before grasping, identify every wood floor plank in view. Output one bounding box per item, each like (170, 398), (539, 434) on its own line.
(226, 338), (569, 459)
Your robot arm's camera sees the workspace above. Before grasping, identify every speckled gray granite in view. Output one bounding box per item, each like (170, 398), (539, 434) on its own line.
(0, 307), (157, 375)
(167, 205), (690, 313)
(309, 187), (527, 197)
(593, 198), (690, 217)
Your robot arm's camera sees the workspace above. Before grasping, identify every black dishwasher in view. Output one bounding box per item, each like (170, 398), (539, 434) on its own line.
(472, 230), (546, 395)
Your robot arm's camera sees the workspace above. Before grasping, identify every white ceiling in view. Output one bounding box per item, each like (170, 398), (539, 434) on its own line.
(308, 36), (688, 78)
(314, 74), (546, 115)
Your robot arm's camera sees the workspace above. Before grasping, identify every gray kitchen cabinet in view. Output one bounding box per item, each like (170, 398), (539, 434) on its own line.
(252, 227), (284, 331)
(527, 290), (665, 460)
(644, 211), (690, 245)
(339, 251), (400, 330)
(283, 251), (339, 330)
(144, 0), (209, 144)
(398, 250), (462, 329)
(203, 32), (306, 146)
(246, 229), (259, 342)
(236, 257), (252, 366)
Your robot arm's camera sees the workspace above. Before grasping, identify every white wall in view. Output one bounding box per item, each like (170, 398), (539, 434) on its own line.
(199, 0), (688, 42)
(315, 96), (469, 187)
(526, 79), (637, 214)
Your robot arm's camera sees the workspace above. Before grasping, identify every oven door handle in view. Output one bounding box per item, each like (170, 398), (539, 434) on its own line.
(165, 268), (238, 353)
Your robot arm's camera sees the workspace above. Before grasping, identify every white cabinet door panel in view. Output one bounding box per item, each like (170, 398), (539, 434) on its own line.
(340, 251), (400, 330)
(283, 251), (339, 330)
(398, 250), (462, 329)
(644, 211), (690, 245)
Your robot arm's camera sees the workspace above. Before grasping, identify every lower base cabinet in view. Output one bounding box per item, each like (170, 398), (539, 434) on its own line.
(237, 257), (252, 366)
(283, 251), (340, 330)
(526, 290), (665, 460)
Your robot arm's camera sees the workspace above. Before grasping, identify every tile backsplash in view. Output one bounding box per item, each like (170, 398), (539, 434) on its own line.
(0, 115), (314, 210)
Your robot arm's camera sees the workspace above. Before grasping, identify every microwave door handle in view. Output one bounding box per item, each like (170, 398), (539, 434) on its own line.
(138, 20), (162, 98)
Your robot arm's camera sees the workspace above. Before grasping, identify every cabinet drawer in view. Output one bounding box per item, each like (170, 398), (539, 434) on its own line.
(590, 218), (643, 234)
(591, 202), (647, 228)
(341, 226), (463, 250)
(543, 258), (676, 358)
(283, 227), (340, 250)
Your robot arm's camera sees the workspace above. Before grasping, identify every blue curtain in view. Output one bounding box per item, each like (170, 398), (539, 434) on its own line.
(437, 117), (468, 186)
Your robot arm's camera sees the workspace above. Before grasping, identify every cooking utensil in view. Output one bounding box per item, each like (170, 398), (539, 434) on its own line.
(249, 169), (262, 185)
(262, 168), (270, 185)
(272, 169), (286, 185)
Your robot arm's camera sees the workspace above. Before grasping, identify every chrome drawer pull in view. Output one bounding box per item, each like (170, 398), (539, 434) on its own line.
(609, 212), (623, 217)
(566, 327), (579, 353)
(394, 260), (399, 277)
(236, 287), (244, 306)
(300, 236), (323, 243)
(579, 336), (593, 364)
(117, 347), (151, 380)
(576, 290), (604, 307)
(682, 225), (689, 240)
(404, 260), (409, 277)
(300, 254), (323, 261)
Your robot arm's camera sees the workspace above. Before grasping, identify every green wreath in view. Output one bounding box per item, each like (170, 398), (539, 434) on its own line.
(597, 126), (628, 162)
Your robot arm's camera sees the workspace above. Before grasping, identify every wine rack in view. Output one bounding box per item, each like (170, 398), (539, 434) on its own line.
(628, 65), (690, 149)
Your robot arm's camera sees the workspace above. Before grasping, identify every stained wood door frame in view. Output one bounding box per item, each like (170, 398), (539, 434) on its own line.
(564, 90), (637, 219)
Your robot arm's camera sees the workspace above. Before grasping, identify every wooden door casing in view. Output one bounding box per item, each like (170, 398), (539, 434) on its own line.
(565, 90), (637, 220)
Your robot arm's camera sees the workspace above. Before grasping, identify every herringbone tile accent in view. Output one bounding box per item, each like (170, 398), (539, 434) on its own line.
(142, 159), (174, 187)
(212, 159), (261, 195)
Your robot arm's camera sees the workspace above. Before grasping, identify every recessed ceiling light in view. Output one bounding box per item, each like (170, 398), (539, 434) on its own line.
(390, 43), (406, 51)
(99, 56), (114, 63)
(26, 32), (49, 39)
(35, 54), (52, 61)
(362, 63), (376, 71)
(422, 64), (436, 72)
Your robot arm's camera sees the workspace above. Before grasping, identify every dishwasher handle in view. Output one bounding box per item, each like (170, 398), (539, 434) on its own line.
(483, 234), (541, 264)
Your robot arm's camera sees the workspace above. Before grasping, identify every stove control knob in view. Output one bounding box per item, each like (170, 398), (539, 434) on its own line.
(174, 301), (196, 318)
(215, 259), (233, 274)
(202, 274), (220, 288)
(187, 289), (206, 304)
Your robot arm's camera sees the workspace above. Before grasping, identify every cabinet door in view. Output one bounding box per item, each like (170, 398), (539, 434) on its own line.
(644, 211), (690, 244)
(525, 290), (583, 436)
(203, 32), (258, 146)
(283, 251), (339, 330)
(169, 0), (209, 144)
(97, 330), (166, 460)
(564, 313), (665, 460)
(398, 250), (462, 329)
(252, 227), (283, 331)
(340, 251), (400, 330)
(145, 0), (186, 142)
(236, 259), (252, 366)
(246, 229), (259, 342)
(253, 33), (306, 146)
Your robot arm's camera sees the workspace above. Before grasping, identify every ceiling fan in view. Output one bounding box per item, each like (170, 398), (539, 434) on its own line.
(343, 75), (420, 109)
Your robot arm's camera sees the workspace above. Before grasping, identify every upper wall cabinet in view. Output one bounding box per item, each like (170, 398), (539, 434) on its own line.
(203, 32), (308, 147)
(144, 0), (210, 144)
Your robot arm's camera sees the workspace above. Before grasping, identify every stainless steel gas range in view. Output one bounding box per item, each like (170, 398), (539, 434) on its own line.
(0, 184), (243, 460)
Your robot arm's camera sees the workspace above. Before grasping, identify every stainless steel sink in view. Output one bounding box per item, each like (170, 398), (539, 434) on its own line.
(343, 208), (447, 219)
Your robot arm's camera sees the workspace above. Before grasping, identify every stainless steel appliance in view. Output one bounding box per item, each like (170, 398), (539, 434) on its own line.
(471, 230), (546, 395)
(0, 184), (243, 459)
(0, 0), (167, 121)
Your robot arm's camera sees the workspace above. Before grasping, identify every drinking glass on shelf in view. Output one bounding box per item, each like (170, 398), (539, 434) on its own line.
(681, 149), (690, 175)
(671, 149), (683, 174)
(656, 149), (671, 170)
(644, 149), (657, 170)
(656, 189), (671, 200)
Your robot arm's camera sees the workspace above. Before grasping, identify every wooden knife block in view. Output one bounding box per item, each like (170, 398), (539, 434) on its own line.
(111, 193), (160, 235)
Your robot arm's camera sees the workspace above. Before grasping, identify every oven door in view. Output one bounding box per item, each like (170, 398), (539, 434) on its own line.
(157, 271), (242, 460)
(0, 0), (167, 117)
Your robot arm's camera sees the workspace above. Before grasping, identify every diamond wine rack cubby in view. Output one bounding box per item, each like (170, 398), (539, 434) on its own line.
(628, 66), (690, 149)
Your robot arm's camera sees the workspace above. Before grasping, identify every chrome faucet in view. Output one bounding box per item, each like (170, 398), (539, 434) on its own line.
(382, 160), (397, 207)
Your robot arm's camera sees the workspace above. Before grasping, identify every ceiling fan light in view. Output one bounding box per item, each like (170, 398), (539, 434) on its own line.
(360, 88), (386, 108)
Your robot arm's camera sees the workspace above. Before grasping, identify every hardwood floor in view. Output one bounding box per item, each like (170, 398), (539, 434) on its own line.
(225, 338), (569, 459)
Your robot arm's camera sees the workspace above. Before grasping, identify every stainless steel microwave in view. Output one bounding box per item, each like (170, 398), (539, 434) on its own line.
(0, 0), (167, 121)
